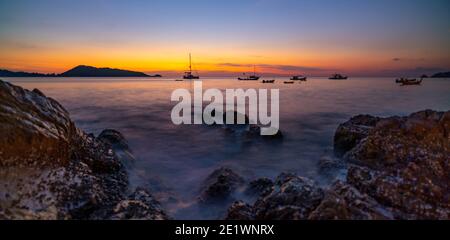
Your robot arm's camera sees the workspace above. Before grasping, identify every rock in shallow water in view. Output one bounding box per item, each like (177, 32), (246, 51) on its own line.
(198, 167), (245, 204)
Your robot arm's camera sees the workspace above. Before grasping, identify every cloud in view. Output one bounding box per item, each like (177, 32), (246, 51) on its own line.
(392, 57), (425, 62)
(216, 63), (327, 72)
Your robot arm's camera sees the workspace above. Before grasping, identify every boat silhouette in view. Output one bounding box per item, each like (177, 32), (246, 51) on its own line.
(183, 53), (199, 79)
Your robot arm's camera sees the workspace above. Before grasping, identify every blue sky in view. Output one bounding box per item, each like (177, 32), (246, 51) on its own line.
(0, 0), (449, 76)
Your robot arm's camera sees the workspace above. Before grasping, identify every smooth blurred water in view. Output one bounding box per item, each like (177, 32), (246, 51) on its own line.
(4, 77), (450, 219)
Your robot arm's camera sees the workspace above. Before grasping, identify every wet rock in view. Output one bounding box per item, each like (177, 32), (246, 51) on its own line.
(97, 129), (135, 168)
(199, 167), (245, 203)
(98, 129), (130, 152)
(225, 201), (254, 220)
(252, 174), (324, 220)
(318, 155), (346, 177)
(107, 187), (169, 220)
(245, 125), (283, 140)
(0, 80), (76, 168)
(333, 114), (380, 157)
(0, 80), (167, 220)
(308, 181), (393, 220)
(336, 110), (450, 219)
(245, 178), (274, 197)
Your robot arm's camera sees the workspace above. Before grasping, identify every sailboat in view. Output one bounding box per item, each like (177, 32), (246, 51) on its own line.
(238, 65), (260, 80)
(183, 53), (200, 79)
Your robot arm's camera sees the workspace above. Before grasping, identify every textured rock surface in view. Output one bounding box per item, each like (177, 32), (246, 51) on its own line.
(0, 80), (76, 168)
(333, 114), (380, 157)
(227, 110), (449, 220)
(0, 80), (167, 219)
(308, 181), (393, 220)
(341, 110), (450, 219)
(198, 167), (245, 203)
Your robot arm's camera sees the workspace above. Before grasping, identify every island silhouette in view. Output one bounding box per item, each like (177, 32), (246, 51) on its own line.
(0, 65), (161, 77)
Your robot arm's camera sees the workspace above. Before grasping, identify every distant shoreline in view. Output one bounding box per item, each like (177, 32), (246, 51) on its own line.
(0, 65), (162, 78)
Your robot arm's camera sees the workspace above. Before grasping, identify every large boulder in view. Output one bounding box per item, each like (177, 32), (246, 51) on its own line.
(0, 81), (76, 168)
(333, 114), (380, 157)
(0, 80), (167, 219)
(335, 110), (450, 219)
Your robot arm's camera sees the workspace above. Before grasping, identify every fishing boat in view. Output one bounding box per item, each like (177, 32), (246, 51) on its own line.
(329, 73), (348, 80)
(238, 65), (260, 80)
(400, 78), (423, 86)
(183, 53), (200, 79)
(290, 75), (307, 81)
(262, 79), (275, 83)
(395, 77), (416, 83)
(284, 81), (295, 84)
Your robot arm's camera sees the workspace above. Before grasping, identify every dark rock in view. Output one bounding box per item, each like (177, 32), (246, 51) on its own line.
(252, 174), (324, 220)
(337, 109), (450, 219)
(0, 80), (167, 219)
(225, 201), (254, 220)
(333, 114), (380, 157)
(245, 178), (274, 197)
(318, 155), (346, 177)
(0, 80), (76, 168)
(199, 167), (245, 203)
(107, 187), (169, 220)
(308, 181), (393, 220)
(98, 129), (130, 151)
(97, 129), (135, 168)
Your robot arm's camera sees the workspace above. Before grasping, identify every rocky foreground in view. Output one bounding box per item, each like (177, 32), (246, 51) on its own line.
(0, 80), (167, 219)
(0, 79), (449, 219)
(225, 110), (450, 220)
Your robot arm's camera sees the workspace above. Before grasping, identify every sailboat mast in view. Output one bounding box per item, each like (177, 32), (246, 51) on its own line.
(253, 65), (256, 76)
(189, 53), (192, 73)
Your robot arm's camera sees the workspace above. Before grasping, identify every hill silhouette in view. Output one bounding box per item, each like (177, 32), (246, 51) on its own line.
(60, 65), (149, 77)
(0, 65), (154, 77)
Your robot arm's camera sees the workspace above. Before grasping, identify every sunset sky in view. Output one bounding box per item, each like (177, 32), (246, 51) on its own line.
(0, 0), (449, 76)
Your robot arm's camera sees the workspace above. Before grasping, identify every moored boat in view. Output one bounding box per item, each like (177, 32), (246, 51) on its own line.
(400, 78), (423, 86)
(238, 65), (260, 80)
(290, 75), (307, 81)
(262, 79), (275, 83)
(396, 77), (417, 83)
(284, 81), (295, 84)
(183, 53), (200, 79)
(329, 73), (348, 80)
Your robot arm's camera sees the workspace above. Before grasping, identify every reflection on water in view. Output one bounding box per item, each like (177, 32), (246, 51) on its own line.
(5, 77), (450, 219)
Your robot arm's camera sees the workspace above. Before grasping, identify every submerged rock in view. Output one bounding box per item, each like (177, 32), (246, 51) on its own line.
(198, 167), (245, 203)
(0, 80), (167, 219)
